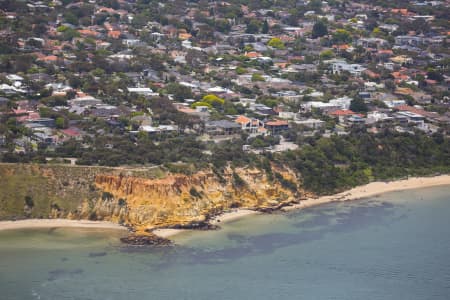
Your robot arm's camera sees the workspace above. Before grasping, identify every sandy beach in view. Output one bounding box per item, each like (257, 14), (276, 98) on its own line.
(283, 175), (450, 211)
(0, 219), (126, 231)
(153, 209), (259, 238)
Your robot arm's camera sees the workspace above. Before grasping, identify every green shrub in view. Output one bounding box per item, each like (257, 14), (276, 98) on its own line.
(189, 187), (202, 198)
(274, 172), (297, 192)
(232, 172), (246, 188)
(24, 195), (34, 208)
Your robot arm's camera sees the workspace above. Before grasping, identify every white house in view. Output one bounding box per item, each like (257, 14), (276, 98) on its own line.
(127, 87), (158, 96)
(331, 61), (366, 76)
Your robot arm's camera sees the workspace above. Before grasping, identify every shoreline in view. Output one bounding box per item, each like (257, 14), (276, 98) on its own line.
(0, 219), (127, 231)
(283, 175), (450, 212)
(152, 209), (259, 238)
(153, 175), (450, 238)
(1, 175), (449, 236)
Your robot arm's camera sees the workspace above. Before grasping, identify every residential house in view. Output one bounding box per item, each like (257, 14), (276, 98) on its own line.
(60, 127), (83, 141)
(139, 125), (178, 134)
(27, 118), (55, 128)
(347, 115), (366, 127)
(331, 61), (366, 76)
(366, 111), (394, 126)
(127, 87), (158, 97)
(69, 96), (103, 107)
(294, 118), (325, 130)
(176, 104), (210, 121)
(205, 120), (241, 136)
(328, 109), (358, 123)
(265, 120), (289, 135)
(235, 115), (265, 135)
(356, 38), (389, 49)
(395, 36), (424, 46)
(395, 111), (425, 125)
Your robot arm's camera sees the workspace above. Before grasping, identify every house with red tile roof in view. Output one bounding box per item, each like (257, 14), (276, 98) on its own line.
(391, 71), (409, 83)
(38, 55), (59, 63)
(78, 29), (99, 38)
(60, 127), (82, 140)
(108, 31), (121, 39)
(265, 120), (289, 135)
(235, 115), (265, 135)
(244, 51), (262, 59)
(364, 70), (380, 79)
(328, 109), (362, 123)
(329, 109), (356, 116)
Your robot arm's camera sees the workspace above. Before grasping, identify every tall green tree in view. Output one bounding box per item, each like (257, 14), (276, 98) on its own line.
(311, 21), (328, 38)
(350, 97), (368, 113)
(262, 19), (269, 34)
(246, 20), (260, 34)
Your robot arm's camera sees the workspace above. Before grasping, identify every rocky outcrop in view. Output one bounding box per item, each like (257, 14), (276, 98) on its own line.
(92, 168), (302, 232)
(0, 163), (307, 232)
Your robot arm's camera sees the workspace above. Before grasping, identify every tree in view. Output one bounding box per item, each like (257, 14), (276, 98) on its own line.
(166, 83), (193, 101)
(267, 37), (285, 49)
(202, 94), (225, 108)
(262, 19), (269, 34)
(332, 29), (352, 44)
(312, 21), (328, 39)
(320, 49), (334, 60)
(215, 19), (231, 33)
(309, 0), (323, 13)
(251, 73), (265, 82)
(350, 97), (368, 113)
(246, 20), (260, 34)
(426, 68), (444, 82)
(55, 117), (68, 129)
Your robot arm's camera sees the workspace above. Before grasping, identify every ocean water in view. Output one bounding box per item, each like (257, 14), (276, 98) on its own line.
(1, 186), (450, 300)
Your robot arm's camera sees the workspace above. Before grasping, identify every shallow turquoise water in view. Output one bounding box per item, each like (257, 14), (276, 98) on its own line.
(1, 186), (450, 300)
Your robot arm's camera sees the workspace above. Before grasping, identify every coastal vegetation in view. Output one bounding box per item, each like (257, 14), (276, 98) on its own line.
(2, 130), (448, 195)
(277, 130), (450, 194)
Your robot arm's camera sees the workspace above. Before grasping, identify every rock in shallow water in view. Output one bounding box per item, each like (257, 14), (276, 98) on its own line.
(120, 234), (172, 246)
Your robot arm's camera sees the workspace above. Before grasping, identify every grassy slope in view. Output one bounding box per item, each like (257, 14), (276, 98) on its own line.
(0, 163), (166, 220)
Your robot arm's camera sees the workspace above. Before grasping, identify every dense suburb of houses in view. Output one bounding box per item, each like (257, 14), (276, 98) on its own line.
(0, 0), (449, 162)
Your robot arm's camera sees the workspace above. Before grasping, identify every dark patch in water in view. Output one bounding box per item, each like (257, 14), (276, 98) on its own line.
(155, 200), (402, 266)
(46, 227), (58, 234)
(114, 199), (407, 269)
(88, 252), (107, 257)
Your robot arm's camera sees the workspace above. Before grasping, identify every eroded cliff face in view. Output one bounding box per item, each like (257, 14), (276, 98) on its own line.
(92, 168), (303, 231)
(0, 164), (306, 232)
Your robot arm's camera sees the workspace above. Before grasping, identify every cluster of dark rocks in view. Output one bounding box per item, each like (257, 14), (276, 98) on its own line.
(120, 234), (172, 246)
(256, 199), (302, 213)
(165, 220), (220, 231)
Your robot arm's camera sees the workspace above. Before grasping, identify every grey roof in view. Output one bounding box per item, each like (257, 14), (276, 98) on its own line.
(206, 120), (241, 129)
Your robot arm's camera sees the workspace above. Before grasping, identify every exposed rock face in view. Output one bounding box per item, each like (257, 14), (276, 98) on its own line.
(93, 168), (301, 231)
(0, 164), (306, 232)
